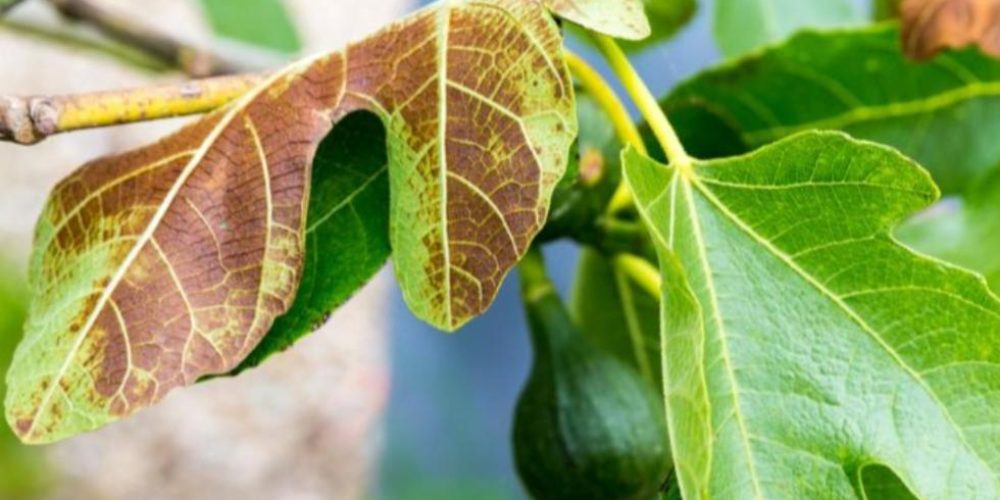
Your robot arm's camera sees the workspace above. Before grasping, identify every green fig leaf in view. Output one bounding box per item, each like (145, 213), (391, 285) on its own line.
(198, 0), (302, 54)
(565, 0), (697, 54)
(667, 24), (1000, 193)
(625, 132), (1000, 498)
(0, 262), (50, 497)
(713, 0), (862, 57)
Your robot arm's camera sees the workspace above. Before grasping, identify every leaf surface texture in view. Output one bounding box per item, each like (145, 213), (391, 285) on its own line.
(236, 111), (390, 373)
(667, 25), (1000, 192)
(545, 0), (651, 40)
(625, 132), (1000, 498)
(5, 0), (576, 443)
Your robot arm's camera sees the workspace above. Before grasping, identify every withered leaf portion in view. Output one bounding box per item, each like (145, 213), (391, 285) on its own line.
(545, 0), (651, 40)
(235, 111), (391, 374)
(901, 0), (1000, 59)
(5, 0), (576, 444)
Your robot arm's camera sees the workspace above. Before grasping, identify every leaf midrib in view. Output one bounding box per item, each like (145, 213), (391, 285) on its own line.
(305, 165), (388, 234)
(35, 150), (196, 262)
(240, 117), (274, 358)
(677, 174), (765, 499)
(430, 0), (568, 327)
(436, 1), (453, 328)
(742, 80), (1000, 145)
(687, 172), (1000, 490)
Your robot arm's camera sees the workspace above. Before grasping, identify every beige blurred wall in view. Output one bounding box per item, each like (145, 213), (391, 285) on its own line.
(0, 1), (410, 498)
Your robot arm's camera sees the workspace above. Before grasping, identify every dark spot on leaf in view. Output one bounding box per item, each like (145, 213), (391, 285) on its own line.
(15, 418), (33, 436)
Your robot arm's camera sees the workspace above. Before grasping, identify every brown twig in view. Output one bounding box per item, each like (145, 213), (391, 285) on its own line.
(0, 18), (175, 73)
(0, 73), (263, 144)
(46, 0), (242, 77)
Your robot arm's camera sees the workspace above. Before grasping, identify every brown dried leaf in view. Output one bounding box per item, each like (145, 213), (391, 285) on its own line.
(901, 0), (1000, 59)
(5, 0), (576, 444)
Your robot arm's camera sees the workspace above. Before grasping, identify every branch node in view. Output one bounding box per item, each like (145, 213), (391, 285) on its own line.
(30, 99), (60, 136)
(178, 82), (205, 99)
(0, 97), (42, 145)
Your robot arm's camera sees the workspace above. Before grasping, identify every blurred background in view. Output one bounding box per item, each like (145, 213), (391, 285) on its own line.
(0, 0), (872, 498)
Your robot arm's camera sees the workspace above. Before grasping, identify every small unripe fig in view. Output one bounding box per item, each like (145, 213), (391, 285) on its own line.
(512, 251), (671, 500)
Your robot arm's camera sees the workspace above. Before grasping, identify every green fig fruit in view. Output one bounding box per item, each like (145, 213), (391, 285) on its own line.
(512, 250), (671, 500)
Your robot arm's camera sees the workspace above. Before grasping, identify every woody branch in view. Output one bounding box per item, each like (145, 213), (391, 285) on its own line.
(0, 0), (280, 144)
(0, 74), (262, 144)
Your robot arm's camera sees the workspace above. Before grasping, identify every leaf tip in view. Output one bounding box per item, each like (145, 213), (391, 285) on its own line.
(5, 404), (44, 446)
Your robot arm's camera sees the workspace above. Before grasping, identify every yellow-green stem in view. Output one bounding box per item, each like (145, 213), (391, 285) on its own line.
(563, 50), (643, 213)
(614, 254), (661, 299)
(519, 247), (555, 304)
(563, 49), (646, 155)
(611, 263), (656, 383)
(592, 34), (691, 171)
(588, 36), (698, 302)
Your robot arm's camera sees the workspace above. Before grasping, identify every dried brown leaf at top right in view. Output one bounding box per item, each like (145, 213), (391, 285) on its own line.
(901, 0), (1000, 59)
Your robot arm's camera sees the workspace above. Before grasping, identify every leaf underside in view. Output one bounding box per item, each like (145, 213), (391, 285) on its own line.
(667, 24), (1000, 193)
(566, 0), (697, 55)
(625, 132), (1000, 499)
(624, 0), (697, 50)
(235, 111), (390, 374)
(5, 0), (576, 444)
(545, 0), (651, 40)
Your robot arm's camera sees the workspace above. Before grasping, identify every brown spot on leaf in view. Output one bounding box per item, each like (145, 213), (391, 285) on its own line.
(15, 418), (33, 436)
